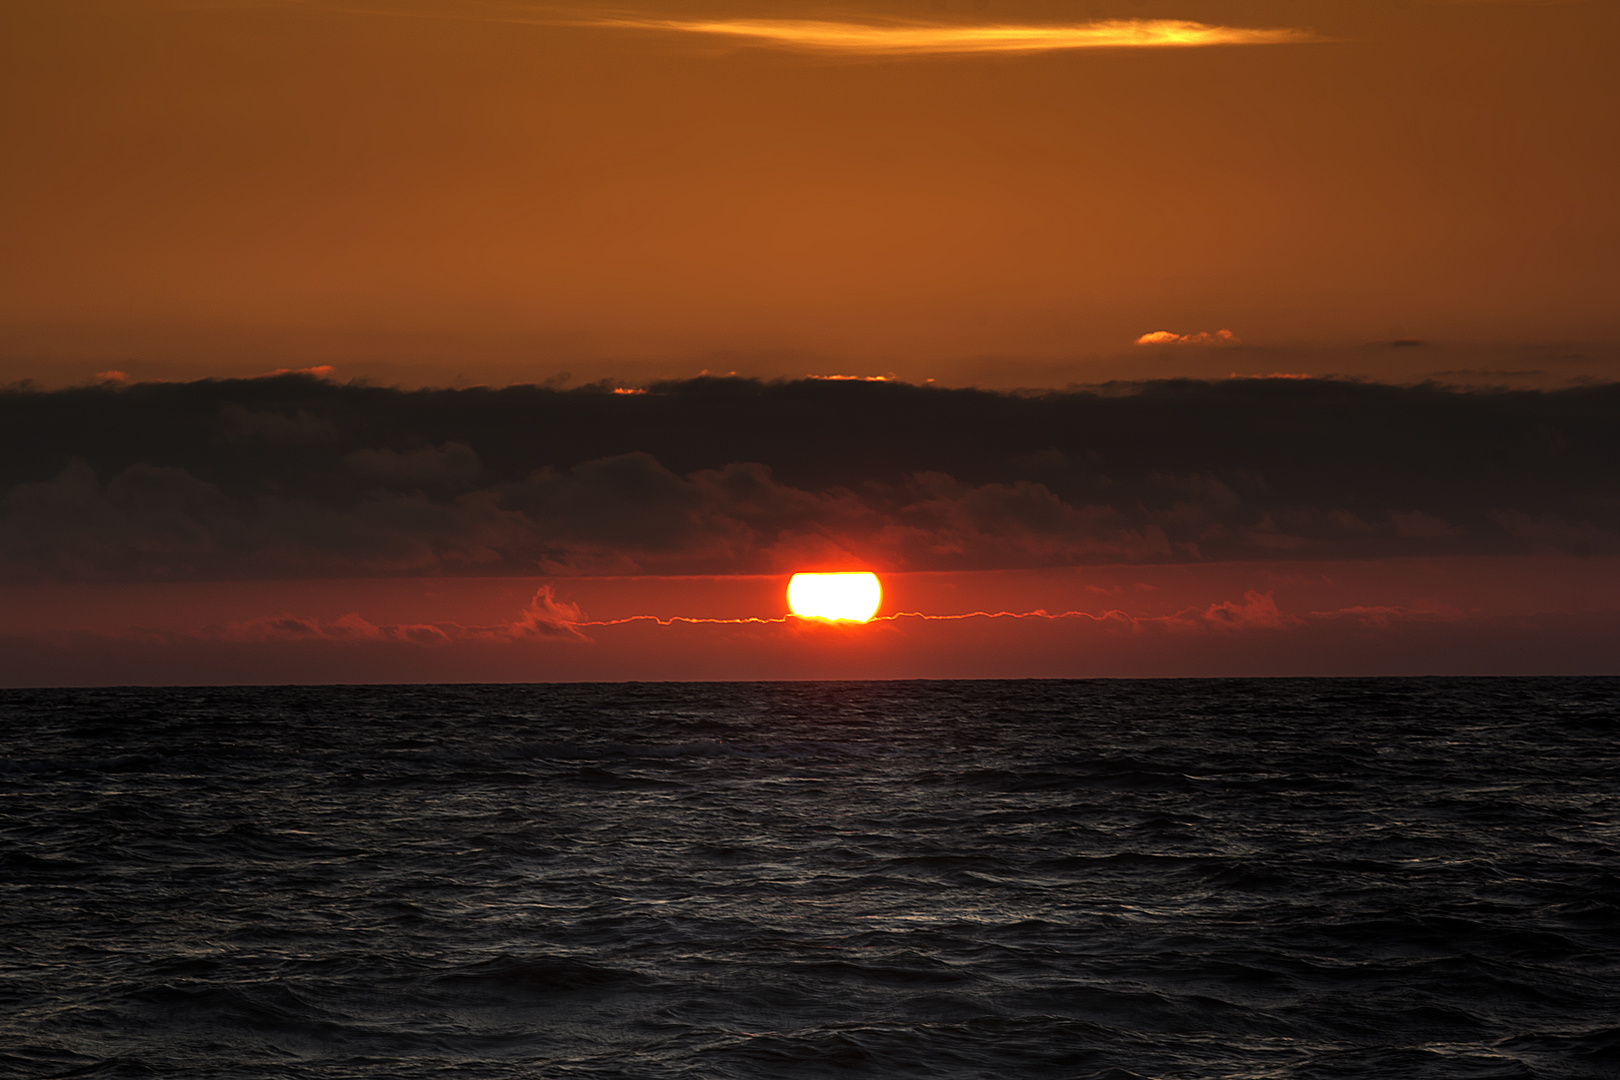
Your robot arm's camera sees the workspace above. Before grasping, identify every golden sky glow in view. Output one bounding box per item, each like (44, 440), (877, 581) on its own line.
(1, 1), (1616, 387)
(585, 17), (1314, 56)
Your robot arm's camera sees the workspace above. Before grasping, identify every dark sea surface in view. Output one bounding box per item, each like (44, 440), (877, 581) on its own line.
(2, 679), (1618, 1080)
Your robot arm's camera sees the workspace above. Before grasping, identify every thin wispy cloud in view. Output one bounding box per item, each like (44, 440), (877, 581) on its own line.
(582, 17), (1317, 56)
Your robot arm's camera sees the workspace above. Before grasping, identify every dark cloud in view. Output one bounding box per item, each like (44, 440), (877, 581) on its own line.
(1, 375), (1616, 582)
(344, 441), (481, 489)
(220, 403), (341, 446)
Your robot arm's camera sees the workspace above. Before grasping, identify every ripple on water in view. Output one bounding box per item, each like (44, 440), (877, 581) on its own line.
(1, 677), (1617, 1079)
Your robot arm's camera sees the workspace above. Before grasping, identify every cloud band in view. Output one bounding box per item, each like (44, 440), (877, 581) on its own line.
(3, 376), (1617, 584)
(585, 17), (1315, 56)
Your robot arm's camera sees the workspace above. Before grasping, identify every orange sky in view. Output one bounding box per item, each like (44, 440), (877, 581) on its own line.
(4, 0), (1618, 388)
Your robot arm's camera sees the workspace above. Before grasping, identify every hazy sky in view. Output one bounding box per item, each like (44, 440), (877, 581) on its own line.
(4, 0), (1617, 387)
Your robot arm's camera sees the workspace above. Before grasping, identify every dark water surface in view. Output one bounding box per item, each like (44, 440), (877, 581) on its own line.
(3, 679), (1618, 1079)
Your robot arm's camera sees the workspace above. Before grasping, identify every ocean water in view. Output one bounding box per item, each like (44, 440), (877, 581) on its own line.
(2, 679), (1617, 1080)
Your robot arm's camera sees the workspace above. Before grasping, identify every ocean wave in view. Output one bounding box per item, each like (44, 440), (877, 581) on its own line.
(2, 678), (1616, 1078)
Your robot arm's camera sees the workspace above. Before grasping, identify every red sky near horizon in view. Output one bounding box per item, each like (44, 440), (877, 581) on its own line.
(5, 558), (1618, 685)
(2, 1), (1617, 684)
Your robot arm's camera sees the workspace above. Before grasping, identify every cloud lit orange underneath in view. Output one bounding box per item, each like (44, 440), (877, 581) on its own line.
(787, 573), (882, 623)
(588, 18), (1314, 56)
(1136, 329), (1240, 346)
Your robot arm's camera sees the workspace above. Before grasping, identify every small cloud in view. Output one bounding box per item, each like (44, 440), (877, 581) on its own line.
(217, 614), (326, 642)
(1198, 590), (1299, 630)
(502, 586), (589, 640)
(264, 365), (337, 380)
(586, 17), (1315, 56)
(94, 370), (130, 384)
(328, 612), (384, 639)
(1308, 604), (1462, 628)
(384, 623), (452, 646)
(1136, 329), (1240, 346)
(1144, 590), (1302, 633)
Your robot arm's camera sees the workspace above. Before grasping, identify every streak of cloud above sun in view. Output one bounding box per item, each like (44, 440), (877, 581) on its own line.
(580, 16), (1317, 56)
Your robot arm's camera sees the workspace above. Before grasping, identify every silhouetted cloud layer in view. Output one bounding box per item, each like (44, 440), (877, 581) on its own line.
(2, 376), (1615, 582)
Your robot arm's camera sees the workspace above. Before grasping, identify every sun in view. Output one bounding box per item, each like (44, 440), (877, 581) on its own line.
(787, 572), (882, 622)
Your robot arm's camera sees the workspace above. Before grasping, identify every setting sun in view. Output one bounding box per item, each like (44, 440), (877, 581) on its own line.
(787, 572), (882, 623)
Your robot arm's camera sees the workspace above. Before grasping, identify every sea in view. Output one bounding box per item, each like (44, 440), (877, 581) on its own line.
(2, 678), (1617, 1080)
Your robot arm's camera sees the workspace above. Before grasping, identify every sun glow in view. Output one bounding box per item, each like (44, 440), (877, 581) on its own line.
(787, 572), (882, 623)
